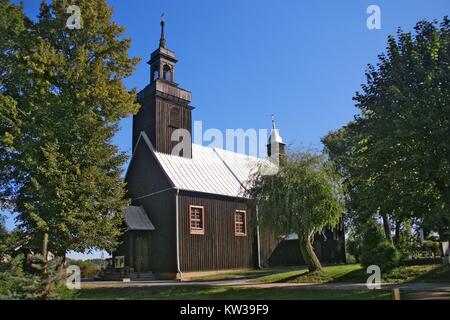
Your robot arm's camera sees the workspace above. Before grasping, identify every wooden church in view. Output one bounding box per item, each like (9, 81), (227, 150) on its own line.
(112, 19), (346, 279)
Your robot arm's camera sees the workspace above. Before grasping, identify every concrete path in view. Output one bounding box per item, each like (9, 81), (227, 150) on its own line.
(81, 279), (450, 292)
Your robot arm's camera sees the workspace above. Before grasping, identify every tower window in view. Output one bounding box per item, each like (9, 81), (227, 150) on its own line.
(163, 64), (173, 81)
(152, 69), (159, 81)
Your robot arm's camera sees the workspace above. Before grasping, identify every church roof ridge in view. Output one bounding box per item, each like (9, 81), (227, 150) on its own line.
(131, 133), (275, 198)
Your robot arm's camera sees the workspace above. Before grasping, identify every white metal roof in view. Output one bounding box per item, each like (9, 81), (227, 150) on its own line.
(268, 128), (283, 144)
(137, 132), (275, 198)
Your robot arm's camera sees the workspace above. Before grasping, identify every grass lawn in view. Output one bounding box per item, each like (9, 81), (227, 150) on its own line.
(252, 263), (450, 284)
(188, 268), (292, 281)
(76, 286), (392, 300)
(74, 264), (449, 300)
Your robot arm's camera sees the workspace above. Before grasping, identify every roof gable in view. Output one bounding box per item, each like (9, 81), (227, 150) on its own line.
(133, 132), (275, 198)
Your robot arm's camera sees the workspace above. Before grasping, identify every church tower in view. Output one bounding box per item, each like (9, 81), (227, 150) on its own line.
(267, 115), (286, 166)
(133, 16), (193, 157)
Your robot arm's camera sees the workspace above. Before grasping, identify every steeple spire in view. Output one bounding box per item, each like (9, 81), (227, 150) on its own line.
(159, 13), (166, 48)
(268, 114), (282, 144)
(267, 115), (286, 166)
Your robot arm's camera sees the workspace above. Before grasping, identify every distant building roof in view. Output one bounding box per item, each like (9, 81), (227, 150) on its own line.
(123, 206), (155, 231)
(137, 132), (276, 198)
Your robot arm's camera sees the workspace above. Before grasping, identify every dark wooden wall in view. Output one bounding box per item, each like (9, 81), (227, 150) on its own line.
(118, 137), (178, 274)
(178, 191), (253, 272)
(133, 84), (156, 150)
(114, 231), (152, 272)
(258, 229), (282, 267)
(125, 138), (172, 198)
(267, 228), (346, 266)
(134, 82), (192, 156)
(133, 191), (177, 273)
(155, 98), (192, 156)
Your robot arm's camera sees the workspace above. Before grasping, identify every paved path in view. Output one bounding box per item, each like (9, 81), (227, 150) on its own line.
(82, 279), (450, 292)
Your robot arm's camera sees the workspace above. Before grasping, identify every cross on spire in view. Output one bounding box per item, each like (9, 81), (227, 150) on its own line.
(160, 13), (166, 48)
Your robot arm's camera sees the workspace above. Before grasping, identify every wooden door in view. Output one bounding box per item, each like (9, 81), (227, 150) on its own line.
(135, 234), (150, 272)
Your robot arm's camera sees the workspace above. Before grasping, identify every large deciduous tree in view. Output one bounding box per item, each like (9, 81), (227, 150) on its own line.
(0, 0), (30, 208)
(323, 17), (450, 244)
(0, 0), (140, 257)
(246, 153), (344, 272)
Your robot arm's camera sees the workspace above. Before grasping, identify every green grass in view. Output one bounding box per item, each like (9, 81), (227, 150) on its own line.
(253, 264), (360, 283)
(382, 264), (450, 283)
(74, 263), (449, 300)
(189, 268), (291, 281)
(252, 264), (450, 284)
(76, 285), (392, 300)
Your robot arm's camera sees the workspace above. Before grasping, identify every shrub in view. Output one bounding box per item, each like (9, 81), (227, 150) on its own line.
(396, 228), (422, 260)
(69, 260), (101, 279)
(0, 255), (42, 300)
(346, 237), (362, 262)
(359, 221), (400, 271)
(422, 240), (441, 257)
(0, 254), (76, 300)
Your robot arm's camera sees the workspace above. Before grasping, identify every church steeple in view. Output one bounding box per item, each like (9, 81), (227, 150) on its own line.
(267, 115), (286, 166)
(133, 16), (193, 157)
(159, 13), (166, 48)
(148, 15), (177, 84)
(268, 115), (283, 145)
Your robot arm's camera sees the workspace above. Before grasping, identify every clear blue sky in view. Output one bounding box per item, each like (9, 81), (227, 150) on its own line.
(4, 0), (449, 258)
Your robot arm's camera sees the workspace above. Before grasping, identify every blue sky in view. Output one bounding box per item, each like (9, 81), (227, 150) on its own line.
(4, 0), (449, 259)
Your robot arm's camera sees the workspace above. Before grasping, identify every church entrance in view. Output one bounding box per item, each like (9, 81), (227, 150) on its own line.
(134, 233), (150, 272)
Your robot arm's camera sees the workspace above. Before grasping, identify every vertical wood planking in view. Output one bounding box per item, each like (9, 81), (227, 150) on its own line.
(178, 192), (253, 272)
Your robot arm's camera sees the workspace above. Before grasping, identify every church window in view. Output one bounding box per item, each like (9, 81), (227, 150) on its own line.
(190, 205), (205, 235)
(152, 69), (159, 81)
(234, 210), (247, 236)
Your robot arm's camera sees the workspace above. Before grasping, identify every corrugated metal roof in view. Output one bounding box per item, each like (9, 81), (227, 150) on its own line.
(153, 143), (274, 198)
(132, 132), (277, 198)
(124, 206), (155, 231)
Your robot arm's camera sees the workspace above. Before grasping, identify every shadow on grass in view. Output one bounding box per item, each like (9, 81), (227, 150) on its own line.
(77, 285), (392, 300)
(329, 262), (450, 284)
(403, 264), (450, 283)
(328, 269), (367, 283)
(272, 271), (310, 283)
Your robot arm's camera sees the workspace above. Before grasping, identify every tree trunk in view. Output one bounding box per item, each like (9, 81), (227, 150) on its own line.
(42, 232), (48, 261)
(42, 232), (49, 275)
(379, 209), (393, 243)
(394, 219), (401, 246)
(299, 234), (322, 272)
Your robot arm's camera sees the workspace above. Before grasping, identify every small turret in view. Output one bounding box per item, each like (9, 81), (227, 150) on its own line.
(267, 115), (286, 166)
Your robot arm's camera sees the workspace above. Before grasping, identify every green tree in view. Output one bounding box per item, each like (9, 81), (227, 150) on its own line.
(0, 215), (6, 239)
(359, 219), (400, 271)
(323, 17), (450, 246)
(246, 152), (344, 272)
(0, 0), (30, 207)
(0, 0), (140, 257)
